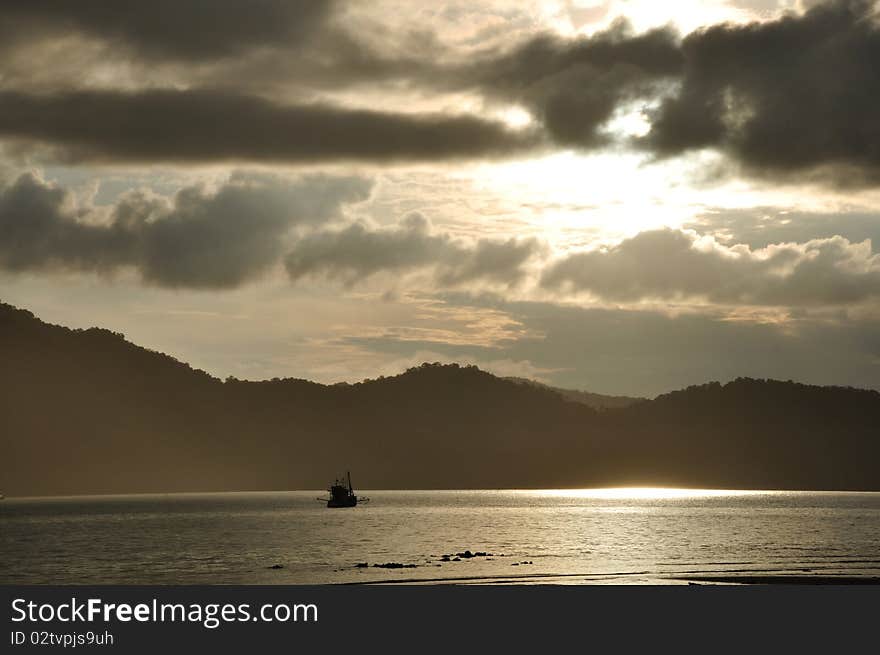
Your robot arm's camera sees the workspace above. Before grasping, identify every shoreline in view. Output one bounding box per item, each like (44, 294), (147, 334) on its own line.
(676, 575), (880, 585)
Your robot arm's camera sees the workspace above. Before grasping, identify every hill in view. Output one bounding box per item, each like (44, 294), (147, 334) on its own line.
(1, 301), (878, 495)
(505, 377), (645, 409)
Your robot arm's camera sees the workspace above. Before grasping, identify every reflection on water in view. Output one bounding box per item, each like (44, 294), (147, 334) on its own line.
(530, 487), (766, 500)
(1, 490), (879, 584)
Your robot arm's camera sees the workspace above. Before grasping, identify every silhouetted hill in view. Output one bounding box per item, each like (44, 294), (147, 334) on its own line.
(607, 379), (880, 490)
(1, 301), (878, 495)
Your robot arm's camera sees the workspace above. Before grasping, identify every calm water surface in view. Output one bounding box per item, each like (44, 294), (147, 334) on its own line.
(2, 490), (879, 584)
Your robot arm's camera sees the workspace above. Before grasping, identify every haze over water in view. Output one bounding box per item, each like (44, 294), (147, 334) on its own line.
(2, 490), (879, 585)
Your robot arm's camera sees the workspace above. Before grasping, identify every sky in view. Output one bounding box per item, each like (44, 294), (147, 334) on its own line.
(1, 0), (879, 397)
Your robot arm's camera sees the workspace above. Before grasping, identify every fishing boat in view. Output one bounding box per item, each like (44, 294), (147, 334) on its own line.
(319, 471), (368, 508)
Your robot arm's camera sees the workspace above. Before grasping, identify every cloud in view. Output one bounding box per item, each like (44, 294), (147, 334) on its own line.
(451, 21), (683, 147)
(0, 18), (680, 162)
(541, 228), (880, 306)
(284, 212), (543, 287)
(0, 171), (372, 288)
(0, 2), (450, 97)
(642, 0), (880, 184)
(0, 89), (542, 164)
(686, 207), (880, 249)
(0, 171), (540, 291)
(3, 0), (880, 182)
(5, 172), (878, 305)
(0, 7), (688, 163)
(0, 0), (336, 61)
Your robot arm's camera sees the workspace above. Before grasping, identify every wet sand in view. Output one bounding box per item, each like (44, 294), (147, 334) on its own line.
(677, 576), (880, 585)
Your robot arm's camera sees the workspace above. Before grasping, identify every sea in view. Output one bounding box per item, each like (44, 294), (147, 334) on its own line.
(2, 490), (879, 585)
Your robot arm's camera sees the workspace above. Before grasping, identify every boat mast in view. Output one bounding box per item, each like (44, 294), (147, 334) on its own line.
(347, 470), (353, 493)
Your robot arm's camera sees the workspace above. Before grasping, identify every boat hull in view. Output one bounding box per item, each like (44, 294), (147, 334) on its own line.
(327, 496), (357, 508)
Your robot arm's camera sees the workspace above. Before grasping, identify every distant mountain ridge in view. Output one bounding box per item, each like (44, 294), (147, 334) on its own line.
(1, 301), (878, 495)
(505, 377), (645, 409)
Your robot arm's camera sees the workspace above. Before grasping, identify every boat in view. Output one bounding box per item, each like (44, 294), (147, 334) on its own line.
(319, 471), (367, 508)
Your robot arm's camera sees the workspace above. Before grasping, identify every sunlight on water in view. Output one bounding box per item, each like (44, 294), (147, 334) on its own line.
(3, 490), (879, 585)
(530, 488), (768, 500)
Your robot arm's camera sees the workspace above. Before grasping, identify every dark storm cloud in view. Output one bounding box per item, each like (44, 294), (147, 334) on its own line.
(0, 0), (335, 61)
(1, 1), (879, 175)
(0, 89), (541, 164)
(0, 20), (680, 160)
(541, 228), (880, 306)
(222, 20), (683, 148)
(0, 2), (434, 96)
(284, 212), (542, 287)
(642, 0), (880, 183)
(456, 21), (683, 147)
(0, 171), (371, 288)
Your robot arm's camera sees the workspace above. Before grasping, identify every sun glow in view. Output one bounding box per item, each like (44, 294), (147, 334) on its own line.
(467, 151), (695, 246)
(465, 146), (848, 253)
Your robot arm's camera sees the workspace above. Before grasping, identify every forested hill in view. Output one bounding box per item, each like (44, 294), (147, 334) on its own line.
(2, 301), (878, 495)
